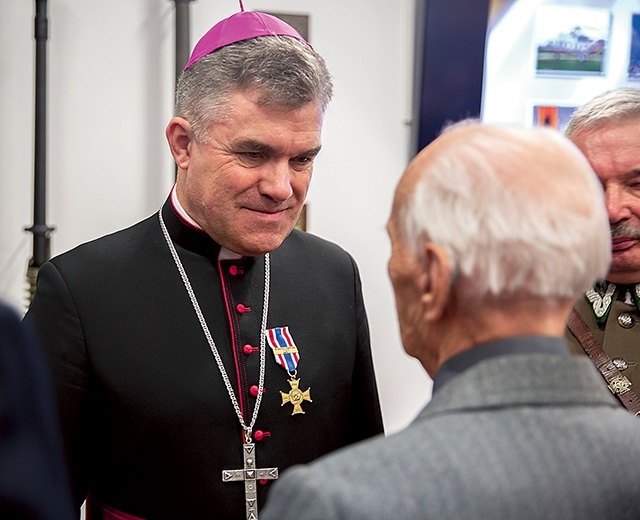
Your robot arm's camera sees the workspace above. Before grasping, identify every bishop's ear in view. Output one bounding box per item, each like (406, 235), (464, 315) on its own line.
(420, 242), (453, 321)
(165, 117), (193, 171)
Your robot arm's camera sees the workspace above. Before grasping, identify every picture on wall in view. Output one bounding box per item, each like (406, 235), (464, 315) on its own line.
(295, 204), (307, 232)
(533, 5), (611, 76)
(266, 11), (310, 231)
(531, 104), (577, 133)
(629, 14), (640, 79)
(265, 12), (309, 41)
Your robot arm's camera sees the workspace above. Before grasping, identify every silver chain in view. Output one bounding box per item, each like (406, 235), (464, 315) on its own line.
(158, 210), (270, 442)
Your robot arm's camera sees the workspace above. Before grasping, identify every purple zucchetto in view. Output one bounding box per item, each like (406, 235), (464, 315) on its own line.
(183, 5), (311, 71)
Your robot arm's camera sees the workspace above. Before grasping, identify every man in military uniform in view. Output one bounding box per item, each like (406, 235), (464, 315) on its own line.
(565, 88), (640, 412)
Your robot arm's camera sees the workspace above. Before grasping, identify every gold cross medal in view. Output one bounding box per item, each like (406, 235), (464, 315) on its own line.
(266, 327), (312, 415)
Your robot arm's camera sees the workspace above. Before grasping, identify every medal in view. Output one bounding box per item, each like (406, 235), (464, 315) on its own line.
(267, 327), (313, 415)
(613, 357), (629, 371)
(281, 376), (312, 414)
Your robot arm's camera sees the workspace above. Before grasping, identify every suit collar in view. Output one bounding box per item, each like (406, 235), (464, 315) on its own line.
(419, 354), (619, 422)
(432, 336), (569, 394)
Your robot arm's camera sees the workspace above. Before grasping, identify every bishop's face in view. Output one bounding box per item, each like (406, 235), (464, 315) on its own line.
(571, 121), (640, 285)
(177, 90), (323, 256)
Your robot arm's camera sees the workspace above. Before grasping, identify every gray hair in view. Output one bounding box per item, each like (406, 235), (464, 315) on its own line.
(175, 36), (333, 142)
(400, 124), (611, 300)
(565, 87), (640, 138)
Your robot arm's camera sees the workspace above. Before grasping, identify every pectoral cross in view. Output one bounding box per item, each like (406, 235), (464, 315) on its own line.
(222, 442), (278, 520)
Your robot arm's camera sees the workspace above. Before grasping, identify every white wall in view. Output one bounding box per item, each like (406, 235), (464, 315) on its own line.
(483, 0), (640, 125)
(1, 0), (430, 434)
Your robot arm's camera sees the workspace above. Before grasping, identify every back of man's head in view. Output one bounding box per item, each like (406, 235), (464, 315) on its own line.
(398, 123), (611, 305)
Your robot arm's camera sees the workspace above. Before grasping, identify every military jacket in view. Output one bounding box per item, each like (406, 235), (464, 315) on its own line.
(566, 284), (640, 400)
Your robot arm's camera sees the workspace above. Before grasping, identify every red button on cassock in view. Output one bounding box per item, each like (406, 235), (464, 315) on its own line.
(229, 265), (244, 276)
(254, 430), (270, 442)
(236, 303), (251, 313)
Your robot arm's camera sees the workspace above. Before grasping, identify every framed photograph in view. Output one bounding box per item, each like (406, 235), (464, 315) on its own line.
(629, 14), (640, 79)
(533, 5), (611, 76)
(531, 104), (577, 133)
(265, 12), (309, 41)
(295, 204), (307, 232)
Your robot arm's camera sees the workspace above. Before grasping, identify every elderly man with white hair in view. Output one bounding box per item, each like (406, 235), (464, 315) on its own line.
(262, 122), (640, 520)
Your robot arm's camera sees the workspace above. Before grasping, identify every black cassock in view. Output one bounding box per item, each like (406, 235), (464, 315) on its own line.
(24, 197), (383, 519)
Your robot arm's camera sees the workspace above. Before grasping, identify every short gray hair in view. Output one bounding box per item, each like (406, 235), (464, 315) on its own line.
(400, 124), (611, 300)
(175, 36), (333, 142)
(565, 87), (640, 138)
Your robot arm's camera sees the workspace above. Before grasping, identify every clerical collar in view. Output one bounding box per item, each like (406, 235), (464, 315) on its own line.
(585, 281), (640, 324)
(168, 185), (242, 261)
(432, 336), (570, 394)
(170, 184), (203, 230)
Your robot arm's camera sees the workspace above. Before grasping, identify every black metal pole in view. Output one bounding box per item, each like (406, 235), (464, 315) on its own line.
(174, 0), (194, 83)
(25, 0), (54, 303)
(173, 0), (194, 179)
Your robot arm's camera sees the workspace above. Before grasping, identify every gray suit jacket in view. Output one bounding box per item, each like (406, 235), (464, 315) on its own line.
(262, 353), (640, 520)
